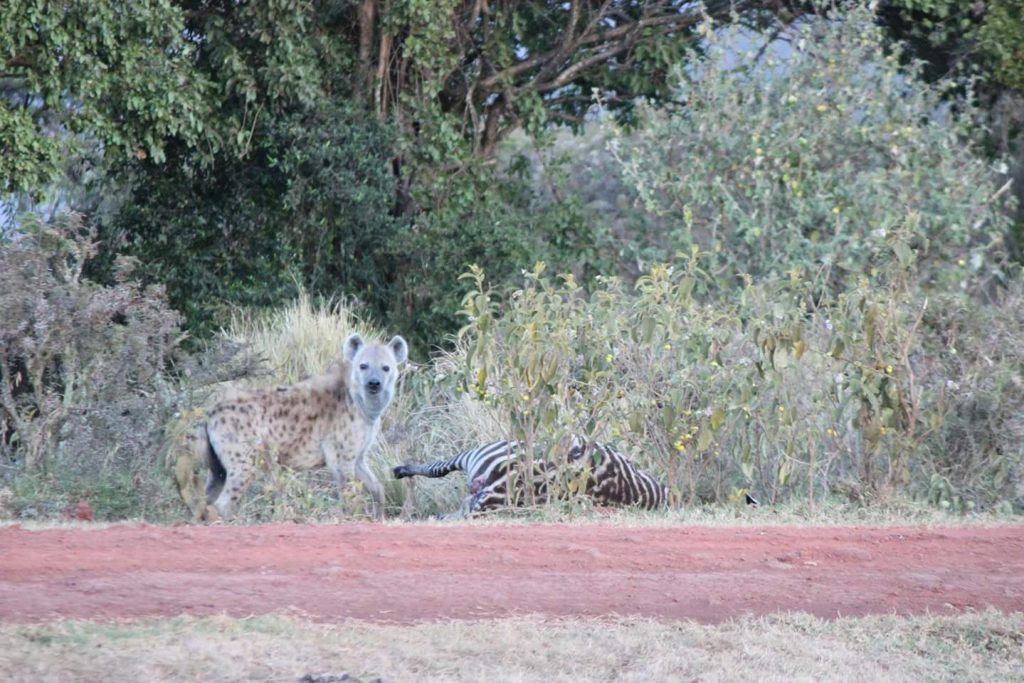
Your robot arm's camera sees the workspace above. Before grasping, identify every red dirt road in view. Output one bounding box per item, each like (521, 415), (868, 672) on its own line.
(1, 523), (1022, 624)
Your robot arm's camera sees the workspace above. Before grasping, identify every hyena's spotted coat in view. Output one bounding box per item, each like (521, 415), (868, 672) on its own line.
(194, 333), (408, 521)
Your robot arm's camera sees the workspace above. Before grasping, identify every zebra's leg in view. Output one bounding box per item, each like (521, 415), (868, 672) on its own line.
(393, 460), (457, 479)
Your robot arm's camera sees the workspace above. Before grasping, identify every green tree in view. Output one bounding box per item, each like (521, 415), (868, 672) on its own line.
(106, 100), (400, 337)
(1, 1), (212, 193)
(99, 1), (779, 347)
(6, 1), (800, 349)
(877, 0), (1024, 91)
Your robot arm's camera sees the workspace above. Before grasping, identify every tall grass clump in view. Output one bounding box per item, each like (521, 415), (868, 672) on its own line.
(446, 5), (1022, 513)
(0, 213), (185, 521)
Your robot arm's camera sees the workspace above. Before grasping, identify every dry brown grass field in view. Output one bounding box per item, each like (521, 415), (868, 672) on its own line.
(1, 611), (1022, 682)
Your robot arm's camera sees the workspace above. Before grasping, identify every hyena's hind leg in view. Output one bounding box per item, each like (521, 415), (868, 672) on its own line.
(206, 438), (256, 521)
(187, 422), (227, 520)
(201, 431), (227, 505)
(210, 462), (256, 521)
(174, 423), (209, 521)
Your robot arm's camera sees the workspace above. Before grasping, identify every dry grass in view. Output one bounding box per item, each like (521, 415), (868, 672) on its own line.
(2, 497), (1021, 532)
(222, 290), (378, 385)
(1, 610), (1020, 682)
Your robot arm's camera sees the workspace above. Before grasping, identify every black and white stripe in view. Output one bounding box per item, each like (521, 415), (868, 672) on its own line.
(393, 440), (553, 514)
(393, 438), (668, 514)
(569, 439), (669, 510)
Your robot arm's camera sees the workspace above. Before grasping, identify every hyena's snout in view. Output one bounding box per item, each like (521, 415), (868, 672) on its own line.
(366, 377), (383, 395)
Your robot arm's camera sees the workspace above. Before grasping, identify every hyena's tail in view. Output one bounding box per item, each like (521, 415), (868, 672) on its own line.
(195, 422), (227, 504)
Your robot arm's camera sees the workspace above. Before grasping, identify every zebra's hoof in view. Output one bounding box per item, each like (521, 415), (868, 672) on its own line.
(392, 465), (410, 479)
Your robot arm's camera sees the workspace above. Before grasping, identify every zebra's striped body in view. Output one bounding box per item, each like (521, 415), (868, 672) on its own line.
(572, 440), (668, 510)
(393, 438), (668, 514)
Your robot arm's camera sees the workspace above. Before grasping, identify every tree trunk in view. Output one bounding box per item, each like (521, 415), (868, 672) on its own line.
(355, 0), (377, 103)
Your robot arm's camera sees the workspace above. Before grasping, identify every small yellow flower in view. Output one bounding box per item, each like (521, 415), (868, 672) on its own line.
(816, 104), (828, 112)
(832, 206), (841, 215)
(755, 147), (764, 155)
(674, 441), (686, 452)
(606, 354), (614, 363)
(664, 343), (672, 351)
(957, 258), (966, 267)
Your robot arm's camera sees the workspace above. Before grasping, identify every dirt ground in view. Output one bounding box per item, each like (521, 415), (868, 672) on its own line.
(1, 522), (1022, 624)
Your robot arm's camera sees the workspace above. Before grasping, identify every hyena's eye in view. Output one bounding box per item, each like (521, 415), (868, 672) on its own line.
(382, 365), (390, 373)
(359, 363), (369, 370)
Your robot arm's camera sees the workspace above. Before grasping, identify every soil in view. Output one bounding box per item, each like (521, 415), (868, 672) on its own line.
(1, 523), (1022, 624)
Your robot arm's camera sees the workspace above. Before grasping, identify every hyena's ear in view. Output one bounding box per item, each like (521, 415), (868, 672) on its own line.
(388, 335), (409, 365)
(344, 333), (365, 362)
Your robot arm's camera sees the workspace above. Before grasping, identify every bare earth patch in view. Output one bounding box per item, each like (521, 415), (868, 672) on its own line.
(0, 522), (1022, 623)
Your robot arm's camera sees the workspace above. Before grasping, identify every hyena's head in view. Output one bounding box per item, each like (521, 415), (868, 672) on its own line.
(344, 333), (409, 419)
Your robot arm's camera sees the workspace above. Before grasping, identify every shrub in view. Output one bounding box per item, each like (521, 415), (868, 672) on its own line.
(612, 3), (1010, 296)
(441, 6), (1022, 513)
(452, 259), (1023, 512)
(0, 213), (185, 520)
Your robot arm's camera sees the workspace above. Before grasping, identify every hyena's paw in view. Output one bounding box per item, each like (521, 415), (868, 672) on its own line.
(202, 505), (223, 524)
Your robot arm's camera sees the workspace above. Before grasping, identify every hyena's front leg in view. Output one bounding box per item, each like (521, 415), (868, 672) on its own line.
(323, 441), (355, 515)
(355, 456), (385, 521)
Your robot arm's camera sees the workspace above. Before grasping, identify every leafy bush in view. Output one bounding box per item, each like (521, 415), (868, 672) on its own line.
(452, 259), (1023, 512)
(613, 4), (1010, 296)
(441, 6), (1022, 513)
(0, 213), (185, 520)
(497, 125), (672, 282)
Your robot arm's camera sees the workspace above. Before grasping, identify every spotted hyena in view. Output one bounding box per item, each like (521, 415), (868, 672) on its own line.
(194, 333), (408, 521)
